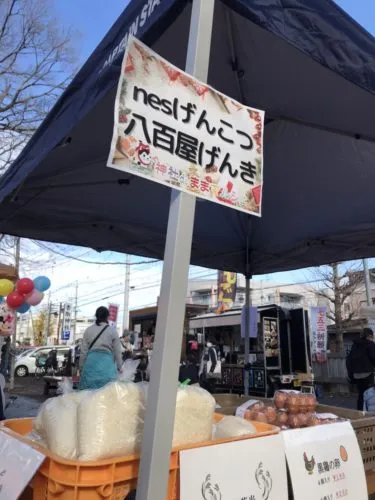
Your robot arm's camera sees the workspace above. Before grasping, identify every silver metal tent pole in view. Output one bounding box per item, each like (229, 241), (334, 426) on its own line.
(136, 1), (215, 499)
(244, 275), (251, 395)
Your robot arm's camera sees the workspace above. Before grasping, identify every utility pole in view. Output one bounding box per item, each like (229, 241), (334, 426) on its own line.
(363, 259), (372, 307)
(9, 237), (21, 390)
(73, 281), (78, 342)
(122, 255), (130, 334)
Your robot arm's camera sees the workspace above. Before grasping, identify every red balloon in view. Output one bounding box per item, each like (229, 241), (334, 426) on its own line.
(17, 278), (34, 295)
(7, 291), (25, 309)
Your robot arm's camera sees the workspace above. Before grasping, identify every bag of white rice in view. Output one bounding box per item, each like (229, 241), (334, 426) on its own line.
(172, 386), (215, 447)
(33, 398), (54, 437)
(42, 396), (79, 459)
(77, 381), (145, 461)
(214, 416), (256, 439)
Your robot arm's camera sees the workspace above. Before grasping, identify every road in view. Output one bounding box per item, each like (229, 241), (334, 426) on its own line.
(3, 376), (359, 418)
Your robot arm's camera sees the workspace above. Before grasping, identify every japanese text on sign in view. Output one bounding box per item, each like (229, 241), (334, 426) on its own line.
(310, 306), (328, 363)
(283, 422), (367, 500)
(214, 271), (237, 314)
(108, 37), (264, 216)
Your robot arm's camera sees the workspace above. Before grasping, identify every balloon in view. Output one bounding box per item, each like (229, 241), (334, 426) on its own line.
(17, 303), (30, 314)
(26, 289), (44, 306)
(0, 279), (14, 296)
(0, 297), (4, 304)
(6, 291), (25, 309)
(17, 278), (34, 295)
(33, 276), (51, 292)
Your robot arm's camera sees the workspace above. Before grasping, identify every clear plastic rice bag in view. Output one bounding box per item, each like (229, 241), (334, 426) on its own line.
(214, 416), (256, 439)
(172, 386), (215, 447)
(77, 381), (146, 461)
(42, 395), (79, 459)
(33, 390), (90, 458)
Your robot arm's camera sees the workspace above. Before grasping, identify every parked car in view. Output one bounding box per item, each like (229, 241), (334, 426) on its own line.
(14, 345), (72, 377)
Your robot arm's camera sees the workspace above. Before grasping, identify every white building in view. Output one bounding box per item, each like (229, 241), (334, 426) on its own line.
(187, 277), (318, 310)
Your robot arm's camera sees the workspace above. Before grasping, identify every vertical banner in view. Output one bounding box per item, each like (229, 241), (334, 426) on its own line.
(310, 306), (328, 363)
(108, 303), (119, 327)
(241, 306), (258, 338)
(214, 271), (237, 314)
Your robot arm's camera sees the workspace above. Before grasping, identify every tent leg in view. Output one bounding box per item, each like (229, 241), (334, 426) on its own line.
(244, 275), (251, 395)
(136, 2), (215, 500)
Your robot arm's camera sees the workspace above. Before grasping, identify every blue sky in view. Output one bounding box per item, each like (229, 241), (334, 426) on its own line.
(47, 0), (375, 307)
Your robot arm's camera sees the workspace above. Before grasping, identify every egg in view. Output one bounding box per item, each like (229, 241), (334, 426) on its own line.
(277, 410), (288, 426)
(264, 406), (277, 424)
(274, 391), (288, 409)
(286, 394), (300, 414)
(252, 411), (269, 424)
(288, 414), (301, 428)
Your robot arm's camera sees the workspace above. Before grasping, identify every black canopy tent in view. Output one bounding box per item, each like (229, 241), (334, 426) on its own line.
(1, 0), (375, 498)
(0, 0), (375, 275)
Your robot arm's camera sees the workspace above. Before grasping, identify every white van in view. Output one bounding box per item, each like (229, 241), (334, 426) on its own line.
(14, 345), (72, 377)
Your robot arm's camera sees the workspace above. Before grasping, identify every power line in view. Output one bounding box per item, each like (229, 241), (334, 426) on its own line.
(32, 240), (160, 266)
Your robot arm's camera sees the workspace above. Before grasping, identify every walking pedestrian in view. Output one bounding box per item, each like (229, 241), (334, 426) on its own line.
(347, 327), (375, 410)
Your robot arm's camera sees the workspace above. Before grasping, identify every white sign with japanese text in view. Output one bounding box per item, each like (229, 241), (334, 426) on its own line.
(283, 422), (367, 500)
(179, 433), (288, 500)
(310, 306), (328, 363)
(0, 430), (45, 499)
(108, 37), (264, 216)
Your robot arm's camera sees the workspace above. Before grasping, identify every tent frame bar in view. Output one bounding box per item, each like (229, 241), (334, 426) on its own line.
(136, 1), (215, 499)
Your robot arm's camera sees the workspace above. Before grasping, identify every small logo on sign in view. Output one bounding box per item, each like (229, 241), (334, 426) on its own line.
(340, 445), (348, 462)
(255, 462), (273, 500)
(303, 452), (316, 475)
(201, 474), (222, 500)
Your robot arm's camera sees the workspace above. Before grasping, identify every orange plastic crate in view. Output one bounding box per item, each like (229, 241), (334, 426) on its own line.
(2, 415), (278, 499)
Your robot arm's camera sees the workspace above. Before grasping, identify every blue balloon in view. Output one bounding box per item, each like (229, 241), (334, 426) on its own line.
(33, 276), (51, 292)
(0, 296), (4, 304)
(17, 303), (30, 314)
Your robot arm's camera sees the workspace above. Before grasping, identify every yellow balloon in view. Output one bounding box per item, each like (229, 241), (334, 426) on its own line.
(0, 279), (14, 296)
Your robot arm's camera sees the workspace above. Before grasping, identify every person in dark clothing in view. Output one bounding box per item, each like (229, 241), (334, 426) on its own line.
(199, 340), (220, 393)
(179, 355), (199, 385)
(347, 328), (375, 410)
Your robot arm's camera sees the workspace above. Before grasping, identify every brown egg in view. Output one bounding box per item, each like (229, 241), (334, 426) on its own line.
(274, 391), (288, 409)
(288, 414), (301, 428)
(306, 394), (317, 412)
(298, 412), (308, 427)
(251, 402), (265, 412)
(265, 406), (277, 424)
(299, 394), (309, 413)
(305, 412), (313, 426)
(286, 394), (300, 414)
(277, 410), (289, 426)
(244, 408), (254, 420)
(252, 410), (269, 424)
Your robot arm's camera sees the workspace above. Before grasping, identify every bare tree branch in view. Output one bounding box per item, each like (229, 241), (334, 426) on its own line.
(0, 0), (78, 173)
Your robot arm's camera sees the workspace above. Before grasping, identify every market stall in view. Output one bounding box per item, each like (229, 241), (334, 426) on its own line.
(190, 305), (311, 396)
(0, 0), (375, 498)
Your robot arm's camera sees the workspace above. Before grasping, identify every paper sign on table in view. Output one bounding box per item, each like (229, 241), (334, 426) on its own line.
(283, 421), (367, 500)
(180, 433), (288, 500)
(0, 431), (45, 499)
